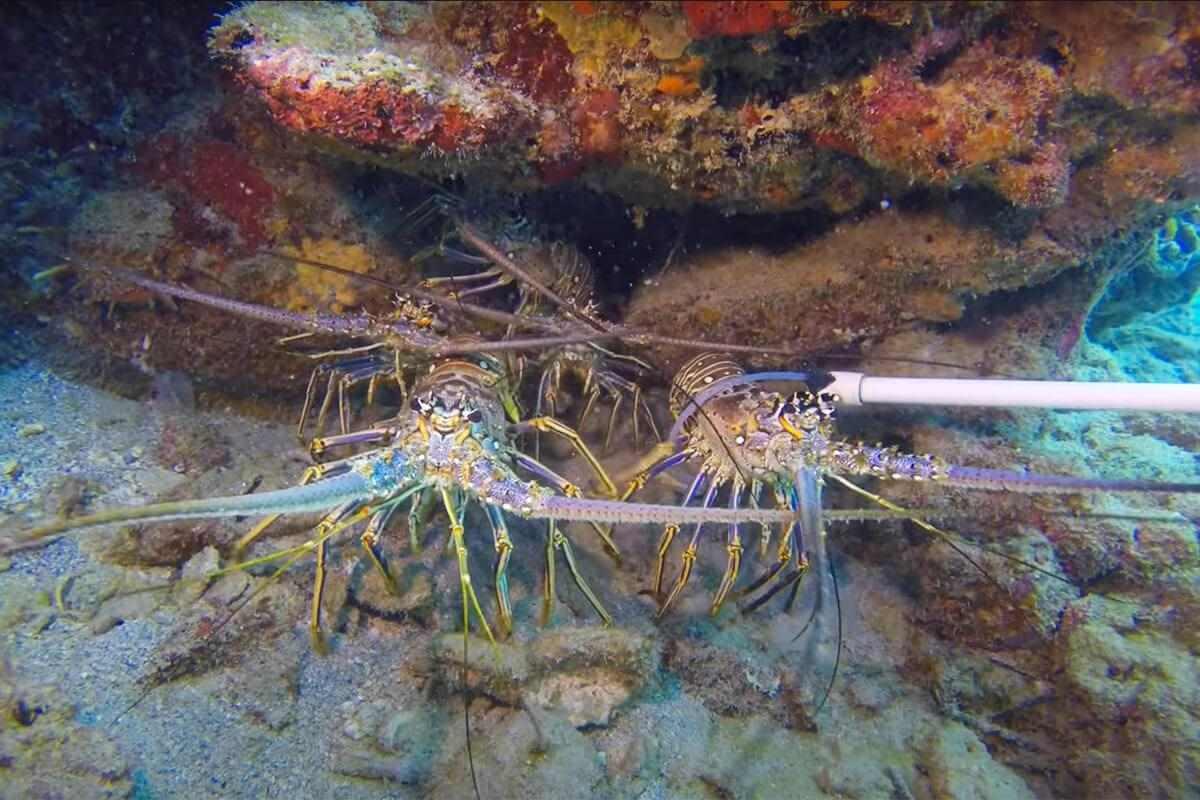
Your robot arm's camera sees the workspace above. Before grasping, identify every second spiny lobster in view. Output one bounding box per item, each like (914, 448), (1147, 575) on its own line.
(623, 353), (1200, 620)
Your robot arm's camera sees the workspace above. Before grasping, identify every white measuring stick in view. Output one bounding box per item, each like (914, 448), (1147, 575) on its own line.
(828, 372), (1200, 413)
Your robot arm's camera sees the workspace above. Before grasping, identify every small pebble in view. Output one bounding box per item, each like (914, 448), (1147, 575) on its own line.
(19, 423), (46, 437)
(2, 460), (21, 478)
(89, 615), (123, 636)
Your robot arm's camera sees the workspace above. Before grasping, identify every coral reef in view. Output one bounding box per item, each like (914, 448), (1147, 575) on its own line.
(210, 1), (1199, 212)
(838, 260), (1200, 797)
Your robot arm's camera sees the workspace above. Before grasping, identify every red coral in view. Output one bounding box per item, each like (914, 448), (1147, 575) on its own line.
(183, 141), (274, 248)
(682, 1), (796, 38)
(491, 8), (575, 103)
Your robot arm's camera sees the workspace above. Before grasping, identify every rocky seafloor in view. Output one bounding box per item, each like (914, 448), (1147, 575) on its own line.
(2, 2), (1199, 798)
(3, 281), (1199, 800)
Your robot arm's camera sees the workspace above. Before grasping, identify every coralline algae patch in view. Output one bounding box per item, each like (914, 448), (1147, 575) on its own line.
(209, 1), (1200, 214)
(134, 135), (277, 254)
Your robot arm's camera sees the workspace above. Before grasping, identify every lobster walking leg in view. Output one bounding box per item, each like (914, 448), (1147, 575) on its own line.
(513, 416), (620, 498)
(541, 521), (557, 625)
(551, 523), (613, 625)
(512, 452), (620, 560)
(739, 487), (803, 611)
(659, 480), (720, 617)
(651, 470), (707, 597)
(408, 488), (435, 553)
(310, 501), (368, 653)
(361, 503), (402, 596)
(440, 487), (495, 644)
(711, 482), (746, 615)
(483, 505), (514, 637)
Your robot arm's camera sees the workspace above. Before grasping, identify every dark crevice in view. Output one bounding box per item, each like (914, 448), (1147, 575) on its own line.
(696, 18), (910, 110)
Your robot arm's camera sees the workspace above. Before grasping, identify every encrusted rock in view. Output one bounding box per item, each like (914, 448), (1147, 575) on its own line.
(211, 2), (1199, 214)
(0, 665), (133, 799)
(331, 703), (442, 784)
(434, 626), (659, 729)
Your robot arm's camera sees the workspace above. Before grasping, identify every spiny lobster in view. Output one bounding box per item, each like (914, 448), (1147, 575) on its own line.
(431, 224), (663, 451)
(620, 353), (1200, 706)
(59, 234), (803, 456)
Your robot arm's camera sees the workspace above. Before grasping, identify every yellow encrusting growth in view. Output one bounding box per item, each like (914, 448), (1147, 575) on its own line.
(280, 237), (376, 313)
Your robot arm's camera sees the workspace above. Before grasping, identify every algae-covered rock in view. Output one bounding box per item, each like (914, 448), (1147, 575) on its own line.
(331, 702), (444, 784)
(1053, 594), (1200, 797)
(434, 626), (658, 729)
(917, 721), (1038, 800)
(428, 706), (605, 800)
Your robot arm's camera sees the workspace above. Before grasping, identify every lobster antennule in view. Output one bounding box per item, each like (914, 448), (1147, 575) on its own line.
(10, 472), (373, 547)
(942, 466), (1200, 494)
(792, 466), (841, 716)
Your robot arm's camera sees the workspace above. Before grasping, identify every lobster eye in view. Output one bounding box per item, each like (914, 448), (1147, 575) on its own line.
(409, 396), (423, 411)
(465, 408), (483, 423)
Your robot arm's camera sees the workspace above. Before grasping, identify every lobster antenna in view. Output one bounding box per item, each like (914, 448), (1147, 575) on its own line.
(814, 559), (842, 717)
(257, 248), (548, 332)
(456, 219), (608, 333)
(260, 245), (992, 375)
(463, 616), (482, 800)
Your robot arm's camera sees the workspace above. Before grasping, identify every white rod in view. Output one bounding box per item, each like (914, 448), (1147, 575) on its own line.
(827, 372), (1200, 413)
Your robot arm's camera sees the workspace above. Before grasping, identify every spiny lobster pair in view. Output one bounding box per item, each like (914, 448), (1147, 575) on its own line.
(16, 224), (1199, 660)
(16, 226), (818, 644)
